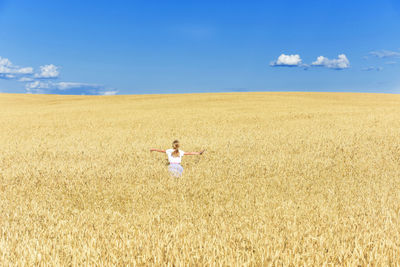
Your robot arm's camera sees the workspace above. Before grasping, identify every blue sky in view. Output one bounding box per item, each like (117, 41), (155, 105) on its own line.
(0, 0), (399, 95)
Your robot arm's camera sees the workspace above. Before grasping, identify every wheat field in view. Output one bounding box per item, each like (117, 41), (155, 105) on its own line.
(0, 92), (400, 265)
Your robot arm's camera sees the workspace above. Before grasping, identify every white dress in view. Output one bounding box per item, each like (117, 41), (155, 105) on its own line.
(166, 149), (185, 176)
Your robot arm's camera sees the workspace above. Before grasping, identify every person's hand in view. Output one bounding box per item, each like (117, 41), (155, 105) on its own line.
(200, 150), (206, 155)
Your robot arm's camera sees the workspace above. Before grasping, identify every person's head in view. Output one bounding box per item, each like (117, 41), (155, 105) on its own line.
(172, 140), (180, 157)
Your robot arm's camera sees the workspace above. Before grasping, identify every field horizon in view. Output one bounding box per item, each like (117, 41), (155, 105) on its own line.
(1, 92), (400, 265)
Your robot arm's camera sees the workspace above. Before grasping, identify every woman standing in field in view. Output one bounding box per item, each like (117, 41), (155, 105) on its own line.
(150, 140), (205, 177)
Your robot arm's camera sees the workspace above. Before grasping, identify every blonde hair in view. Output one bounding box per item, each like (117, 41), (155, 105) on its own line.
(172, 140), (180, 157)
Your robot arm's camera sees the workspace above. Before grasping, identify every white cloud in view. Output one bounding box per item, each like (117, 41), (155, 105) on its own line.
(0, 55), (117, 95)
(25, 81), (112, 95)
(369, 50), (400, 58)
(26, 81), (93, 91)
(19, 77), (34, 82)
(0, 56), (34, 78)
(16, 67), (34, 74)
(26, 81), (51, 91)
(311, 54), (350, 69)
(34, 64), (59, 78)
(362, 66), (383, 71)
(57, 82), (100, 90)
(270, 54), (302, 67)
(0, 57), (12, 67)
(100, 90), (118, 95)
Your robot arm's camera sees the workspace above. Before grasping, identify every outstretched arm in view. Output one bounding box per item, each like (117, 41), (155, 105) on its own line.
(150, 148), (166, 153)
(184, 150), (205, 155)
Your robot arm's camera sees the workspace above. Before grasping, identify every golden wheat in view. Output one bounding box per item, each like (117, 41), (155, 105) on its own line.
(1, 92), (400, 265)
